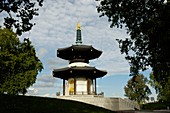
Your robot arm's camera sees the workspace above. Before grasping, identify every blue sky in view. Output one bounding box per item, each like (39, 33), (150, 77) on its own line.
(0, 0), (156, 98)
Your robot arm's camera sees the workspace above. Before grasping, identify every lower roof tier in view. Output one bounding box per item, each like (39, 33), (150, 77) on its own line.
(57, 45), (102, 61)
(53, 66), (107, 80)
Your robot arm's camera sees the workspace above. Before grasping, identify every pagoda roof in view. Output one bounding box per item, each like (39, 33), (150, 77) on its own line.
(57, 45), (102, 61)
(53, 66), (107, 80)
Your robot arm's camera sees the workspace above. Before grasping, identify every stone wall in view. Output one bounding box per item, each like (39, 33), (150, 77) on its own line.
(57, 95), (140, 111)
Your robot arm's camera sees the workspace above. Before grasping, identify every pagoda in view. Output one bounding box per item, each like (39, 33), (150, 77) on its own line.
(53, 22), (107, 96)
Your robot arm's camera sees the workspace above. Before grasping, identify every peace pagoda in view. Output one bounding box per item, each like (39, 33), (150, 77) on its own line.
(52, 23), (139, 111)
(53, 22), (107, 96)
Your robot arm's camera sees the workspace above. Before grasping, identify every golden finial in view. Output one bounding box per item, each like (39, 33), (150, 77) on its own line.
(77, 22), (81, 30)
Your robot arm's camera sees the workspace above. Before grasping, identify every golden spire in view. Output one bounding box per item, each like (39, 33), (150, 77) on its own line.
(77, 22), (81, 30)
(76, 22), (82, 44)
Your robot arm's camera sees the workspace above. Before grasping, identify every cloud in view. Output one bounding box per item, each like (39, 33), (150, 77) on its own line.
(0, 12), (9, 27)
(46, 57), (68, 70)
(26, 87), (38, 96)
(26, 74), (63, 97)
(34, 74), (60, 87)
(42, 93), (57, 97)
(37, 48), (48, 59)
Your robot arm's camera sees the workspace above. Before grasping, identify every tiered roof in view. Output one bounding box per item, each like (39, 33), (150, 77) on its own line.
(53, 22), (107, 79)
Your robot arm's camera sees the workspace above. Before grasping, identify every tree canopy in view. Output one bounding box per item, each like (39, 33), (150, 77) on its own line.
(0, 28), (43, 95)
(124, 74), (151, 104)
(149, 72), (170, 102)
(0, 0), (43, 35)
(96, 0), (170, 88)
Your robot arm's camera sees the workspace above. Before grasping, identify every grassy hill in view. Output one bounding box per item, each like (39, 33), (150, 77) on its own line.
(142, 102), (170, 110)
(0, 94), (115, 113)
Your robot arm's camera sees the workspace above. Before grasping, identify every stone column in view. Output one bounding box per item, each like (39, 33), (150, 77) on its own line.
(87, 79), (90, 95)
(94, 78), (97, 95)
(63, 79), (65, 96)
(74, 78), (76, 95)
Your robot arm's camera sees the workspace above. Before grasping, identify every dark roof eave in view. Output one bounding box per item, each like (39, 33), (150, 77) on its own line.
(53, 66), (107, 80)
(57, 45), (102, 60)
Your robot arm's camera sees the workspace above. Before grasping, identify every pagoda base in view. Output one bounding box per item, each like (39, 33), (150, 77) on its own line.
(56, 95), (140, 111)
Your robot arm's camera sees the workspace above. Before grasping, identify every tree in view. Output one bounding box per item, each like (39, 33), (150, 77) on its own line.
(96, 0), (170, 92)
(124, 74), (151, 104)
(149, 72), (170, 102)
(0, 28), (43, 95)
(0, 0), (43, 35)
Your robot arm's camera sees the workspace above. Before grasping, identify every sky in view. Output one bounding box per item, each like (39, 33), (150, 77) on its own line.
(1, 0), (156, 98)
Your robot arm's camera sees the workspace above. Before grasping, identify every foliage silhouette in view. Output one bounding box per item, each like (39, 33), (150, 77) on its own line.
(0, 28), (43, 95)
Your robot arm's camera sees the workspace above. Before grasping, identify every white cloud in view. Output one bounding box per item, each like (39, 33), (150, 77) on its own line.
(26, 74), (63, 97)
(37, 48), (48, 59)
(46, 57), (68, 70)
(34, 74), (60, 87)
(26, 87), (38, 96)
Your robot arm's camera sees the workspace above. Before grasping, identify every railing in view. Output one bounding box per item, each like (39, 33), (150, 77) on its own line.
(68, 91), (104, 96)
(69, 91), (92, 95)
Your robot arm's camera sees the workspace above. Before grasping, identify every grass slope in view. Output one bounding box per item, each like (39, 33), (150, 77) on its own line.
(0, 94), (115, 113)
(142, 102), (170, 110)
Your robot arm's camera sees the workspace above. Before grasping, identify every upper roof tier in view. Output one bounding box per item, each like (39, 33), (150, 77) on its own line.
(57, 22), (102, 62)
(57, 44), (102, 62)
